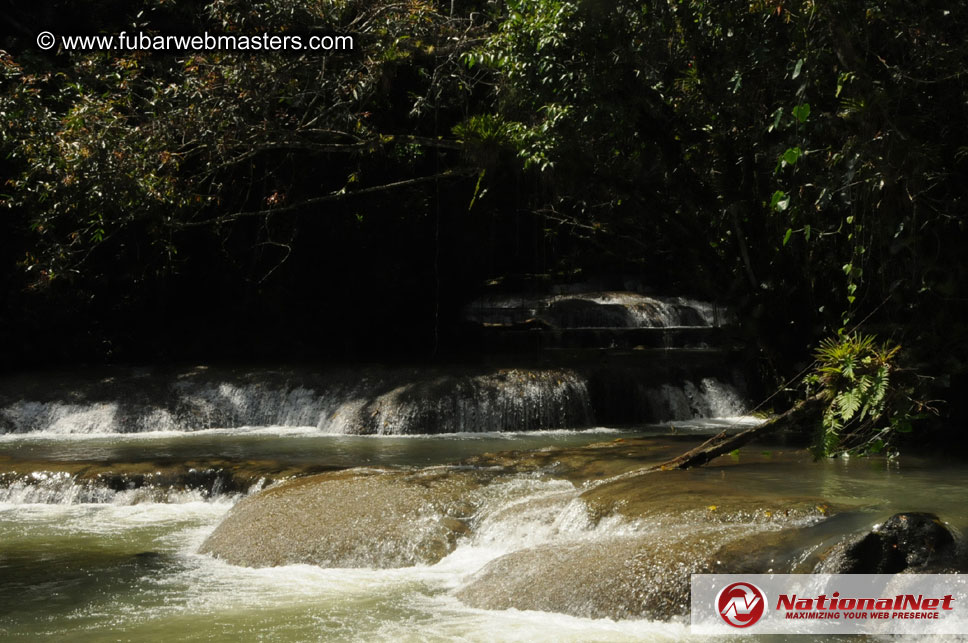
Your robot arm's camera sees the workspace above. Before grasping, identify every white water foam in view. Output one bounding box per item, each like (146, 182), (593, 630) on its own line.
(0, 471), (267, 506)
(0, 369), (605, 435)
(0, 375), (746, 435)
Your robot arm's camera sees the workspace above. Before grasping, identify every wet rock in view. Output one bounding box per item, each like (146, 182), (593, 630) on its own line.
(538, 298), (633, 328)
(0, 366), (599, 435)
(580, 469), (836, 525)
(198, 467), (482, 568)
(456, 524), (825, 620)
(348, 369), (594, 434)
(0, 458), (321, 504)
(461, 437), (805, 486)
(457, 466), (845, 620)
(815, 512), (957, 573)
(457, 535), (695, 620)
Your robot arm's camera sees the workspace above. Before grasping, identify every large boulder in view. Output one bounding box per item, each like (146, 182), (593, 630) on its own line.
(457, 534), (707, 620)
(538, 298), (633, 328)
(199, 468), (481, 568)
(456, 469), (840, 620)
(815, 512), (958, 573)
(455, 524), (836, 620)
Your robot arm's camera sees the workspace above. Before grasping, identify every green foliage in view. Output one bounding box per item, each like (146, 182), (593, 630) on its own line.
(1, 0), (484, 288)
(2, 0), (968, 378)
(463, 0), (968, 364)
(805, 333), (920, 458)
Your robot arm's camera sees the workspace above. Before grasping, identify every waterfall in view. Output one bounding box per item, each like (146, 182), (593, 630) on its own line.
(0, 367), (746, 435)
(463, 291), (732, 328)
(0, 292), (747, 435)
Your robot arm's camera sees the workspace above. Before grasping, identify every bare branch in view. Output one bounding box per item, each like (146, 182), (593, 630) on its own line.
(178, 169), (477, 229)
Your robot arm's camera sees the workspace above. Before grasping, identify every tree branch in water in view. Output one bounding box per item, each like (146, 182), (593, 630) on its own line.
(647, 394), (826, 471)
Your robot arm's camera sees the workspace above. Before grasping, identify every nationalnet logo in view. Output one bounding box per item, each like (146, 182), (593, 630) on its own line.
(692, 574), (968, 635)
(716, 582), (766, 627)
(776, 589), (954, 620)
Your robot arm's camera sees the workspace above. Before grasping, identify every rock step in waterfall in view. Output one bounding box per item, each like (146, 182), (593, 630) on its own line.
(0, 290), (749, 435)
(461, 290), (738, 353)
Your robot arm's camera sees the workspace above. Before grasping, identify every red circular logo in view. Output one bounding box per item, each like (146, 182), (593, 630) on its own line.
(716, 582), (767, 628)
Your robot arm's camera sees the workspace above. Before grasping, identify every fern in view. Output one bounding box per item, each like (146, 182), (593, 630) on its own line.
(835, 389), (861, 421)
(868, 366), (889, 408)
(807, 332), (912, 458)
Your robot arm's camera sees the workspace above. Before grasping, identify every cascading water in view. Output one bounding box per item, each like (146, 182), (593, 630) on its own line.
(0, 291), (826, 640)
(0, 468), (270, 505)
(0, 290), (751, 437)
(462, 290), (732, 328)
(2, 417), (967, 639)
(0, 367), (747, 435)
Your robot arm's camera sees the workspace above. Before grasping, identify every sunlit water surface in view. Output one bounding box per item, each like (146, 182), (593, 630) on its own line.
(1, 421), (966, 642)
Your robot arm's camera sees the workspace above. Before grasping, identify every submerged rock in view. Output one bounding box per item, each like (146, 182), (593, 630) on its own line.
(456, 467), (841, 620)
(815, 512), (958, 573)
(457, 535), (696, 620)
(456, 524), (834, 620)
(198, 467), (482, 568)
(579, 468), (835, 525)
(0, 457), (310, 504)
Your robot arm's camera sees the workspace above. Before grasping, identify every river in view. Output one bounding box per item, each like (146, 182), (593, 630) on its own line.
(2, 419), (966, 641)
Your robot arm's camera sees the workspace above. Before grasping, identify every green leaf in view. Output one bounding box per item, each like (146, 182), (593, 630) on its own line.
(842, 355), (855, 380)
(792, 103), (811, 123)
(782, 228), (793, 246)
(893, 418), (913, 434)
(782, 146), (802, 166)
(792, 58), (804, 80)
(836, 389), (861, 421)
(768, 108), (783, 133)
(771, 190), (790, 211)
(730, 70), (742, 93)
(468, 169), (486, 211)
(804, 224), (812, 241)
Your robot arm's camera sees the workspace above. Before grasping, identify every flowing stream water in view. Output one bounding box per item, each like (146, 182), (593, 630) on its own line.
(2, 418), (967, 641)
(1, 295), (964, 640)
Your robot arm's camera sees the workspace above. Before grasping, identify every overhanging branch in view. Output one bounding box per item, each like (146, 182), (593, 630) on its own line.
(178, 168), (477, 229)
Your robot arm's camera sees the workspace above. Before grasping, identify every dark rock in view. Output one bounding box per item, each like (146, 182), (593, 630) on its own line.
(538, 298), (633, 328)
(815, 512), (957, 573)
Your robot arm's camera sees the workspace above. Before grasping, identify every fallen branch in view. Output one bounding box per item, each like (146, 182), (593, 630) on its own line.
(647, 393), (826, 471)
